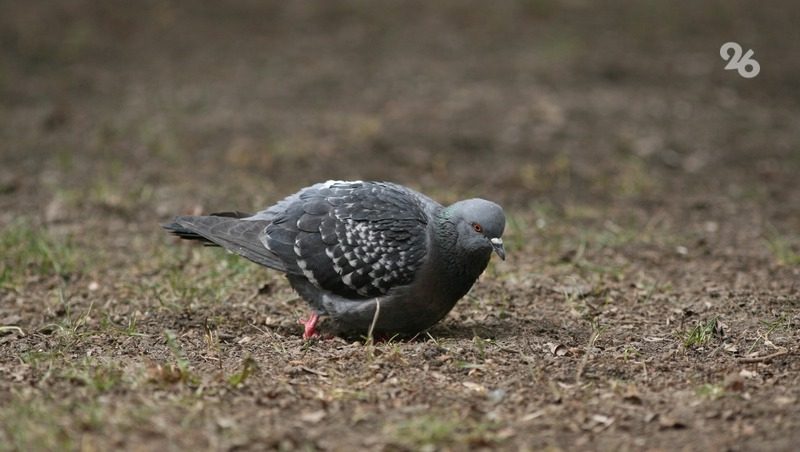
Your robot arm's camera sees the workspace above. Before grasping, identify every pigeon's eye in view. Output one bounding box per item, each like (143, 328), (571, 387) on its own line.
(472, 223), (483, 233)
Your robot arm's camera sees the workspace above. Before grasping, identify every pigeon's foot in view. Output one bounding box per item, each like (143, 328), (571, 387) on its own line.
(298, 312), (321, 340)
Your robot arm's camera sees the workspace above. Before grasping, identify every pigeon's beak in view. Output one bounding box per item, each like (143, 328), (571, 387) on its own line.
(490, 237), (506, 260)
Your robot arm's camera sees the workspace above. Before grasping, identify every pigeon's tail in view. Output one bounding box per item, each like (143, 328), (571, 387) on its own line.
(162, 212), (289, 273)
(162, 221), (213, 244)
(162, 211), (250, 244)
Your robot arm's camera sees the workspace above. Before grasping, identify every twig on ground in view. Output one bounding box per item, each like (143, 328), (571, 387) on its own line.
(300, 366), (329, 377)
(737, 349), (789, 364)
(367, 299), (381, 341)
(0, 326), (25, 336)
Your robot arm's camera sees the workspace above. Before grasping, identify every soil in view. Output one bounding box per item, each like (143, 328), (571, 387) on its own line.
(1, 1), (799, 451)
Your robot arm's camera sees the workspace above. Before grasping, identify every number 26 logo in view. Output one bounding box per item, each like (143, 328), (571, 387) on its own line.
(720, 42), (760, 79)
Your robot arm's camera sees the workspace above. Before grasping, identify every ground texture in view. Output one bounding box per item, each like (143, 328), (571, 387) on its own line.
(1, 1), (799, 451)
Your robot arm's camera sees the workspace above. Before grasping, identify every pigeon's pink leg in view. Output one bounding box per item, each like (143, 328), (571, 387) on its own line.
(298, 312), (320, 340)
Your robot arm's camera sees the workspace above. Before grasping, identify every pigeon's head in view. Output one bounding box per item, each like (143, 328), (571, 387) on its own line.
(446, 199), (506, 260)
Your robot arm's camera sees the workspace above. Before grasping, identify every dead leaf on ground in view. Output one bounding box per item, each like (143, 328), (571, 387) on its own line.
(623, 385), (643, 404)
(724, 373), (745, 392)
(659, 415), (687, 429)
(300, 410), (327, 424)
(739, 369), (758, 379)
(462, 381), (487, 393)
(547, 342), (569, 356)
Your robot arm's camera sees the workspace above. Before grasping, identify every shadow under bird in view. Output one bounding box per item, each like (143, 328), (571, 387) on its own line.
(163, 180), (506, 339)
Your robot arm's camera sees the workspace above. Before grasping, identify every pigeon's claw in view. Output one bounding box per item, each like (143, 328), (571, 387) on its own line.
(298, 312), (321, 340)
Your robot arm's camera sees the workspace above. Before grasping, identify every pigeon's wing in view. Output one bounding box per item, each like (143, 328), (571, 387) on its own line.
(263, 181), (432, 299)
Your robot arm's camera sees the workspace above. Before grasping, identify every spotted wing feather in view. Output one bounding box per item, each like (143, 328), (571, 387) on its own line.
(263, 182), (431, 299)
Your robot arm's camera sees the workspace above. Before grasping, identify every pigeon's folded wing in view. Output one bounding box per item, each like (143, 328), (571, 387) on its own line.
(263, 182), (431, 299)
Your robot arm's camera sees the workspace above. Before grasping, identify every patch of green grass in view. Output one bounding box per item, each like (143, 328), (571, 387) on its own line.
(764, 232), (800, 266)
(19, 350), (63, 382)
(227, 356), (258, 388)
(330, 388), (371, 402)
(393, 416), (461, 448)
(684, 316), (720, 348)
(760, 315), (789, 332)
(149, 330), (197, 386)
(65, 359), (124, 393)
(165, 330), (192, 374)
(148, 245), (265, 310)
(50, 164), (159, 219)
(388, 415), (501, 449)
(20, 341), (129, 392)
(99, 312), (147, 337)
(0, 389), (121, 451)
(0, 395), (77, 452)
(472, 336), (494, 361)
(503, 212), (529, 255)
(588, 155), (656, 199)
(0, 220), (79, 290)
(588, 318), (606, 347)
(746, 314), (790, 354)
(359, 333), (408, 365)
(579, 218), (683, 254)
(696, 383), (725, 400)
(621, 345), (639, 362)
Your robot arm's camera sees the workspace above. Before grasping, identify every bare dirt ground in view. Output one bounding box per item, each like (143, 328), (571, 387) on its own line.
(1, 1), (799, 450)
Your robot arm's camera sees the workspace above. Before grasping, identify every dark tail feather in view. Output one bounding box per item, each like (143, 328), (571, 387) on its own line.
(162, 221), (215, 244)
(162, 213), (288, 272)
(162, 211), (253, 245)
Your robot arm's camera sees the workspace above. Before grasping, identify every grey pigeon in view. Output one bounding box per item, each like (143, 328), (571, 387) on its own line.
(163, 180), (506, 338)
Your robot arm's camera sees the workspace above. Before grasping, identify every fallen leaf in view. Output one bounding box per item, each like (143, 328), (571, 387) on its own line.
(583, 414), (615, 432)
(521, 410), (546, 422)
(300, 410), (326, 424)
(623, 385), (643, 404)
(739, 369), (757, 379)
(724, 373), (744, 391)
(554, 282), (592, 298)
(714, 319), (727, 338)
(258, 283), (273, 295)
(659, 408), (689, 429)
(547, 342), (569, 356)
(488, 388), (506, 403)
(496, 428), (515, 440)
(591, 414), (614, 426)
(216, 417), (236, 429)
(463, 381), (486, 393)
(300, 366), (329, 377)
(659, 415), (686, 429)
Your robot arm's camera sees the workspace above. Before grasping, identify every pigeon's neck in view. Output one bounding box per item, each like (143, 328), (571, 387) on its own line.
(428, 210), (491, 299)
(375, 209), (491, 332)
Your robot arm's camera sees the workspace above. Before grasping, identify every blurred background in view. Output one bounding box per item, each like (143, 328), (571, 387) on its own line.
(2, 0), (798, 218)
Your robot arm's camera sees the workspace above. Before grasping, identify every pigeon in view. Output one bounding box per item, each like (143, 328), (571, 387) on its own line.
(163, 180), (506, 338)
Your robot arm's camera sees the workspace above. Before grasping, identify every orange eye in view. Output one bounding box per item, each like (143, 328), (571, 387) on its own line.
(473, 223), (483, 233)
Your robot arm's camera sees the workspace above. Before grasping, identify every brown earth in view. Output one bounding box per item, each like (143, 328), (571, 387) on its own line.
(1, 1), (799, 451)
